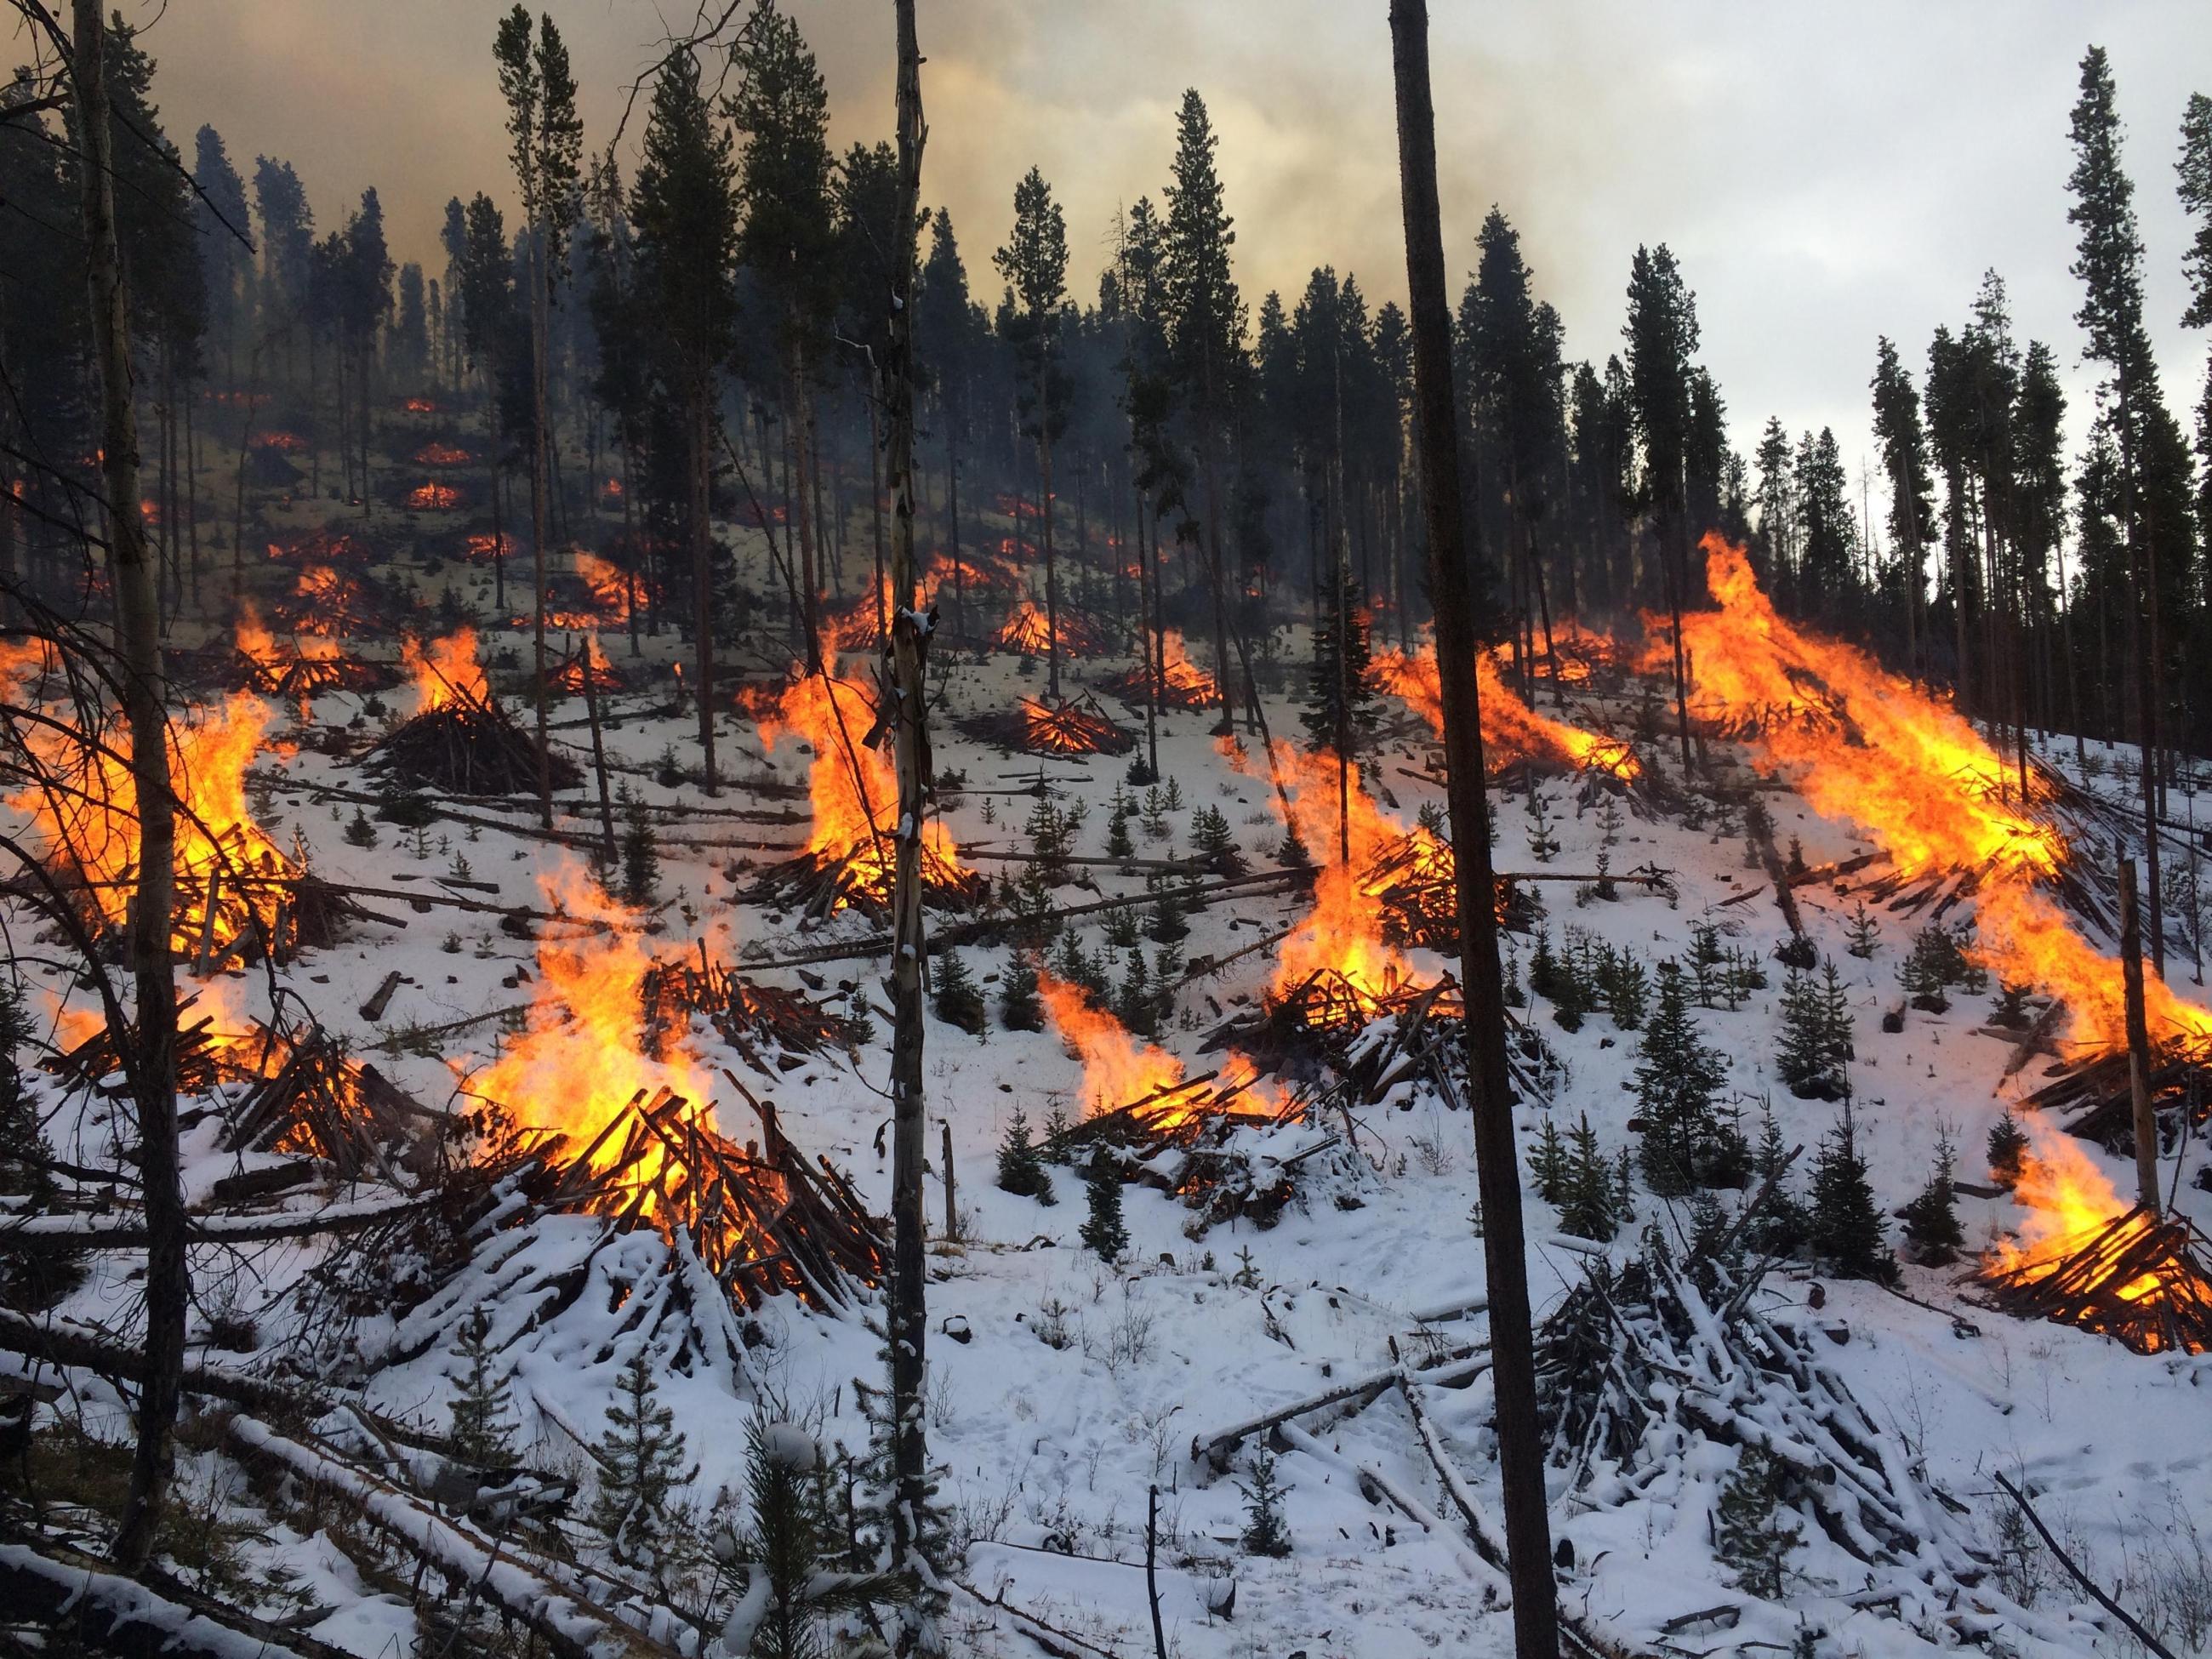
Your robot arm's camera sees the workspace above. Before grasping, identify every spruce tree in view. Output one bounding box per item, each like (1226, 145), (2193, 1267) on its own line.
(1530, 1118), (1569, 1206)
(999, 953), (1043, 1032)
(1776, 964), (1848, 1102)
(619, 786), (660, 906)
(1144, 886), (1189, 944)
(1237, 1448), (1291, 1558)
(1714, 1441), (1802, 1599)
(1300, 562), (1382, 755)
(590, 1348), (688, 1565)
(1901, 1133), (1965, 1267)
(932, 949), (986, 1034)
(1079, 1158), (1128, 1260)
(996, 1108), (1055, 1203)
(1844, 901), (1881, 960)
(1742, 1104), (1810, 1260)
(1635, 961), (1728, 1195)
(1987, 1109), (2029, 1189)
(1105, 791), (1136, 864)
(1808, 1109), (1896, 1284)
(1189, 803), (1245, 875)
(1559, 1115), (1620, 1242)
(448, 1308), (518, 1469)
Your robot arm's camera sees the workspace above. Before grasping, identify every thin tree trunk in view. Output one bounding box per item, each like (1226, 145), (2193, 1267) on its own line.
(530, 234), (554, 830)
(1388, 9), (1559, 1654)
(885, 0), (935, 1612)
(691, 384), (717, 792)
(74, 0), (182, 1571)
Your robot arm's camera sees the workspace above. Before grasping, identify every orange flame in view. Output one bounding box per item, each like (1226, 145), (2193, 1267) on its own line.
(1988, 1120), (2135, 1279)
(469, 860), (712, 1183)
(1375, 641), (1637, 780)
(1038, 972), (1185, 1118)
(402, 627), (488, 714)
(414, 442), (470, 466)
(408, 482), (460, 510)
(237, 602), (339, 669)
(754, 619), (966, 906)
(1666, 533), (2209, 1047)
(1221, 737), (1425, 1016)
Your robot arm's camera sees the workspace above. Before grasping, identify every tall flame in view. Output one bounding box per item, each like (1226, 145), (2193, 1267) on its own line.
(1038, 972), (1185, 1117)
(1667, 533), (2210, 1046)
(402, 627), (488, 714)
(1374, 640), (1638, 780)
(1222, 737), (1425, 1012)
(469, 860), (712, 1180)
(755, 619), (966, 903)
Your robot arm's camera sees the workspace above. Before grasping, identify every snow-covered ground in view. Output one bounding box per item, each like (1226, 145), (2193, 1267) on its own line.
(12, 498), (2212, 1658)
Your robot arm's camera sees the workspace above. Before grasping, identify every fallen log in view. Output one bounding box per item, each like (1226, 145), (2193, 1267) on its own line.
(0, 1192), (438, 1255)
(1190, 1342), (1483, 1473)
(0, 1538), (345, 1659)
(0, 1305), (332, 1417)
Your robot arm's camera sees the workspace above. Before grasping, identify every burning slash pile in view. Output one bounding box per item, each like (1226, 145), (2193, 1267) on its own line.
(548, 633), (623, 696)
(1102, 629), (1222, 710)
(1972, 1125), (2212, 1355)
(1036, 974), (1337, 1230)
(995, 600), (1109, 658)
(368, 628), (580, 795)
(456, 866), (882, 1316)
(958, 693), (1133, 757)
(745, 624), (987, 919)
(641, 948), (858, 1075)
(236, 606), (389, 698)
(8, 692), (366, 964)
(1374, 641), (1639, 782)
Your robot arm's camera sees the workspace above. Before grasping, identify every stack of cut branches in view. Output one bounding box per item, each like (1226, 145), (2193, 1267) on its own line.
(640, 947), (856, 1074)
(742, 837), (989, 921)
(956, 693), (1134, 757)
(219, 1021), (448, 1183)
(368, 686), (581, 795)
(1063, 1069), (1327, 1232)
(1974, 1206), (2212, 1355)
(2026, 1039), (2212, 1157)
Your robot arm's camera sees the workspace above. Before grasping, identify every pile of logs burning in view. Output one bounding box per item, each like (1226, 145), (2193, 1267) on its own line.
(1975, 1205), (2212, 1356)
(957, 693), (1134, 757)
(369, 630), (579, 795)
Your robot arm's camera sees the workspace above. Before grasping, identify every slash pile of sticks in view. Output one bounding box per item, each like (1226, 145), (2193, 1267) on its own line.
(508, 1087), (884, 1312)
(640, 947), (856, 1075)
(1974, 1206), (2212, 1356)
(957, 694), (1134, 757)
(367, 681), (581, 795)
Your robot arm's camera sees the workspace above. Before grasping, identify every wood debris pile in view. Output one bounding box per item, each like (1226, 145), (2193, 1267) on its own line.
(640, 949), (856, 1075)
(368, 687), (582, 795)
(1974, 1206), (2212, 1356)
(957, 693), (1133, 757)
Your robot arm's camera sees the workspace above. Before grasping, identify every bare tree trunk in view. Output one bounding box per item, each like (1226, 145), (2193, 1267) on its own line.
(789, 341), (822, 672)
(73, 0), (182, 1571)
(690, 384), (717, 792)
(529, 235), (554, 830)
(1387, 9), (1559, 1654)
(885, 0), (936, 1617)
(1040, 376), (1060, 701)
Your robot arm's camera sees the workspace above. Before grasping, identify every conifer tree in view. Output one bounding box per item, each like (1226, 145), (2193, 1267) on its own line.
(1105, 790), (1136, 864)
(1189, 803), (1245, 875)
(1808, 1109), (1896, 1284)
(1901, 1132), (1965, 1267)
(1714, 1441), (1802, 1599)
(1144, 885), (1189, 944)
(448, 1308), (518, 1469)
(619, 786), (660, 906)
(1237, 1448), (1291, 1558)
(722, 1417), (905, 1659)
(1844, 902), (1881, 960)
(1636, 961), (1729, 1195)
(1530, 1117), (1569, 1206)
(1742, 1104), (1810, 1260)
(1115, 949), (1159, 1038)
(1600, 948), (1650, 1029)
(999, 953), (1043, 1032)
(931, 949), (986, 1035)
(1300, 562), (1382, 755)
(591, 1348), (688, 1565)
(996, 1108), (1054, 1203)
(1775, 962), (1850, 1102)
(995, 165), (1071, 699)
(1987, 1109), (2029, 1189)
(1080, 1158), (1129, 1260)
(1559, 1115), (1620, 1242)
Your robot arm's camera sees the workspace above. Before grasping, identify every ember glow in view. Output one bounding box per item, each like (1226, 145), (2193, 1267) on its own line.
(544, 550), (636, 631)
(1148, 630), (1222, 709)
(237, 604), (339, 682)
(408, 481), (461, 510)
(1374, 640), (1638, 780)
(1668, 533), (2210, 1047)
(413, 442), (471, 466)
(754, 619), (970, 909)
(464, 532), (514, 562)
(402, 626), (488, 713)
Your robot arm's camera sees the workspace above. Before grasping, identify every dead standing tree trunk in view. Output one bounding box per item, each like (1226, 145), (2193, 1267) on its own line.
(70, 0), (183, 1572)
(885, 0), (937, 1614)
(1388, 7), (1559, 1655)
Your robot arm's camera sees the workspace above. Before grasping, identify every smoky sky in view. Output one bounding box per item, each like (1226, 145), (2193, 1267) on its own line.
(106, 1), (2212, 515)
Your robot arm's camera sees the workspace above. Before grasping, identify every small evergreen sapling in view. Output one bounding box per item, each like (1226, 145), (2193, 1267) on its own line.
(931, 949), (987, 1035)
(1808, 1109), (1896, 1284)
(999, 954), (1043, 1032)
(1714, 1440), (1802, 1599)
(996, 1108), (1055, 1204)
(1558, 1115), (1622, 1242)
(1238, 1448), (1291, 1557)
(721, 1417), (902, 1659)
(1189, 803), (1246, 875)
(1079, 1158), (1129, 1260)
(448, 1308), (517, 1469)
(1635, 962), (1732, 1195)
(590, 1349), (689, 1566)
(619, 786), (660, 906)
(1900, 1132), (1966, 1266)
(1987, 1109), (2029, 1189)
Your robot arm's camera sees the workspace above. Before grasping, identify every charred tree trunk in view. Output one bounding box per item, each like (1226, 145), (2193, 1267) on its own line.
(885, 0), (935, 1605)
(73, 0), (182, 1572)
(1388, 8), (1558, 1654)
(689, 381), (717, 792)
(1040, 373), (1060, 701)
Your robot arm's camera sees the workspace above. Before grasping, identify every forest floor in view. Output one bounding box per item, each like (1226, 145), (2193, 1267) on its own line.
(10, 465), (2212, 1658)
